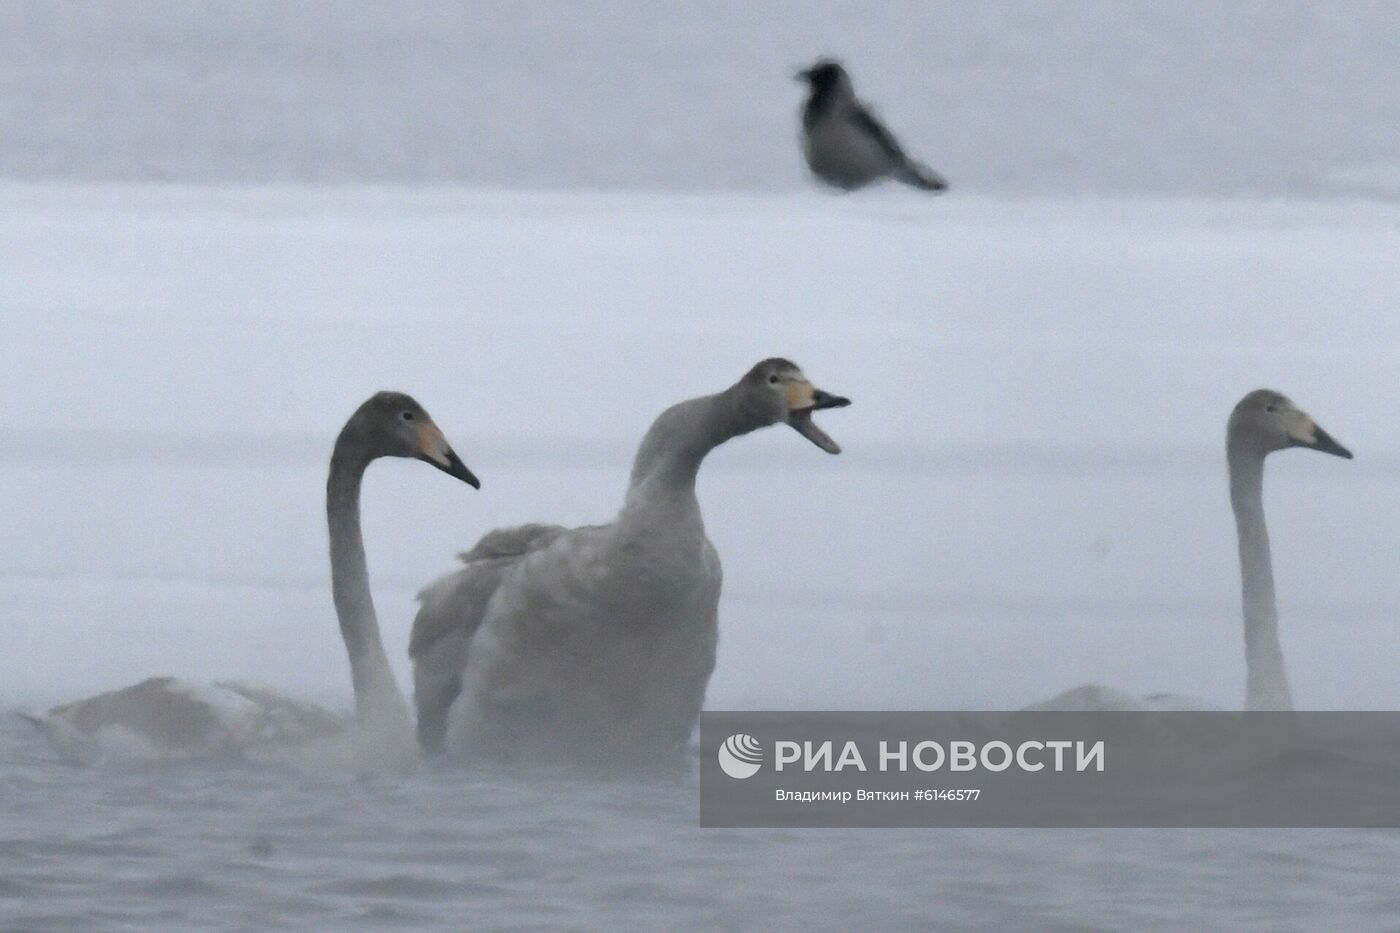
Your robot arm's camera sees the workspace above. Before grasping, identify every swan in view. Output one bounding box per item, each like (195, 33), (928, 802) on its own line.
(1029, 389), (1351, 712)
(20, 391), (478, 765)
(409, 358), (850, 769)
(18, 677), (345, 766)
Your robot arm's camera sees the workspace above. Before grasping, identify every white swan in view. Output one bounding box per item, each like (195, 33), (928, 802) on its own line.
(1029, 389), (1351, 712)
(410, 359), (850, 768)
(20, 392), (478, 765)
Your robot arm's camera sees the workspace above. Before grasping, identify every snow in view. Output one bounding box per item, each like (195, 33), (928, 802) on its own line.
(0, 2), (1397, 197)
(2, 183), (1397, 715)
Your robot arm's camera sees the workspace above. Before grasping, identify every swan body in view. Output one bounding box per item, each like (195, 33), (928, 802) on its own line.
(19, 677), (344, 766)
(23, 392), (477, 766)
(411, 359), (850, 769)
(1029, 390), (1351, 713)
(1023, 685), (1216, 713)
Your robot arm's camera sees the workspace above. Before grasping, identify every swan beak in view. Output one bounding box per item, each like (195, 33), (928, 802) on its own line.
(439, 447), (482, 487)
(787, 385), (851, 455)
(794, 68), (811, 82)
(1301, 424), (1353, 459)
(416, 424), (481, 488)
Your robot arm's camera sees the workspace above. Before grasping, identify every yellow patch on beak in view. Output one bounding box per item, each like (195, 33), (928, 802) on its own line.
(1287, 415), (1318, 446)
(786, 380), (816, 412)
(416, 423), (451, 466)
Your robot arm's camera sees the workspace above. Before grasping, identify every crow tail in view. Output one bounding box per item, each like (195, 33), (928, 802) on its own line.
(898, 161), (948, 193)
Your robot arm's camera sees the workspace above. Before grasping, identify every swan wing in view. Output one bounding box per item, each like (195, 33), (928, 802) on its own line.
(409, 523), (570, 660)
(409, 522), (581, 752)
(444, 525), (721, 764)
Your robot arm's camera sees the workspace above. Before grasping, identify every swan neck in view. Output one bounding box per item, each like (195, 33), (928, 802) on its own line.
(1228, 441), (1292, 711)
(328, 438), (408, 725)
(627, 388), (758, 498)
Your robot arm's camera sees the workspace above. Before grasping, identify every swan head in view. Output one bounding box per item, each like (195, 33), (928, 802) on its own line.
(351, 391), (480, 487)
(1229, 389), (1352, 460)
(741, 358), (851, 454)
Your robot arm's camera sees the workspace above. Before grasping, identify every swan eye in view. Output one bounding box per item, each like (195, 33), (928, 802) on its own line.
(767, 374), (781, 385)
(401, 411), (415, 421)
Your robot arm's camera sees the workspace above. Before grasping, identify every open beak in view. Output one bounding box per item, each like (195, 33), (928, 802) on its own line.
(416, 424), (481, 488)
(1300, 424), (1353, 460)
(786, 384), (851, 454)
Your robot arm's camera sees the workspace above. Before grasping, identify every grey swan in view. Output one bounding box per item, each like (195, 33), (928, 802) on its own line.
(410, 359), (850, 770)
(1029, 390), (1351, 712)
(21, 392), (477, 765)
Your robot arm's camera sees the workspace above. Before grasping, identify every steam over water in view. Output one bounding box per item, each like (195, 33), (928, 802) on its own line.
(3, 187), (1398, 927)
(5, 718), (1400, 930)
